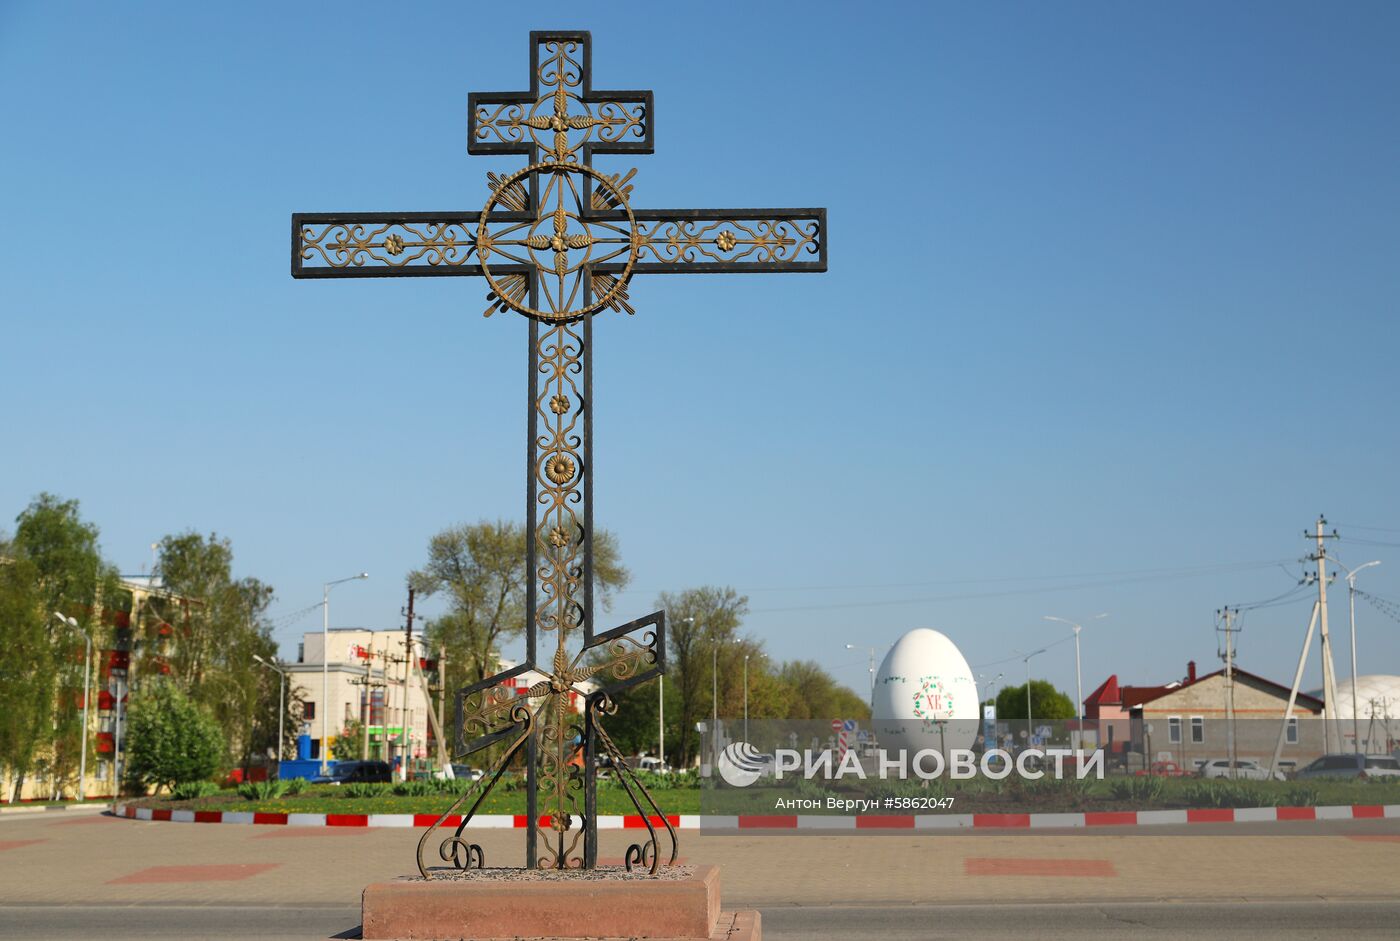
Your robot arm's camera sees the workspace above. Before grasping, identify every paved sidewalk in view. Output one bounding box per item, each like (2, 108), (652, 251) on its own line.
(1, 810), (1397, 913)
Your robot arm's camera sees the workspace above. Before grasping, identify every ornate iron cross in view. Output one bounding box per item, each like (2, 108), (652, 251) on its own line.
(291, 30), (826, 873)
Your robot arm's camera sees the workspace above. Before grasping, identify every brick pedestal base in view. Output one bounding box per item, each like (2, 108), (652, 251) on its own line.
(360, 864), (759, 940)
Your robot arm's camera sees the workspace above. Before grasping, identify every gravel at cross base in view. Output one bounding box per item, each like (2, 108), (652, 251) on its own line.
(422, 864), (695, 882)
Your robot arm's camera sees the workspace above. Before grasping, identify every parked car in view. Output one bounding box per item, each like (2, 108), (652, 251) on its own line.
(1135, 761), (1190, 777)
(310, 760), (393, 785)
(1198, 758), (1285, 781)
(429, 764), (484, 782)
(1294, 754), (1400, 780)
(631, 756), (672, 774)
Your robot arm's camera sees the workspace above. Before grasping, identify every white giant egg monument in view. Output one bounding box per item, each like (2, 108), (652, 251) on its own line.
(872, 628), (981, 754)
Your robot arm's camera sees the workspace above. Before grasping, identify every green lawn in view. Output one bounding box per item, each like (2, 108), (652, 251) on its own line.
(126, 783), (700, 816)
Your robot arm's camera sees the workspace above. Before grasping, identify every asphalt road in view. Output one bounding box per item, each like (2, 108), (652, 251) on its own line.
(3, 899), (1399, 940)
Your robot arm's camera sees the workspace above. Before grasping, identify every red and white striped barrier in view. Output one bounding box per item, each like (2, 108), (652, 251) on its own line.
(114, 804), (698, 829)
(705, 805), (1400, 828)
(114, 803), (1398, 829)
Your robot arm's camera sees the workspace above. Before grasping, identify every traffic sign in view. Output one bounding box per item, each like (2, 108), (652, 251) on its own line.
(830, 719), (842, 731)
(842, 719), (857, 732)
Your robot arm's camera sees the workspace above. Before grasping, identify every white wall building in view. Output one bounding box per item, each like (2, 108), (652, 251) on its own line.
(290, 628), (438, 765)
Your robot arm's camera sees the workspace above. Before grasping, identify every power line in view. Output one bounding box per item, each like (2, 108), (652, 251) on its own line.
(1357, 590), (1400, 626)
(620, 557), (1294, 598)
(745, 560), (1298, 615)
(971, 632), (1077, 670)
(266, 601), (325, 629)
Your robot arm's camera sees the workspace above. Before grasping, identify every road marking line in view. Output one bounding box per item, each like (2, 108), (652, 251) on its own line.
(107, 863), (281, 884)
(965, 858), (1116, 877)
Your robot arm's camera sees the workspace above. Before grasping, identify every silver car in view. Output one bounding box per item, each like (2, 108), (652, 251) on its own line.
(1198, 758), (1285, 781)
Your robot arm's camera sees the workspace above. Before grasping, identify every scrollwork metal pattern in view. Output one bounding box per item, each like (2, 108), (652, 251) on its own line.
(589, 694), (678, 874)
(415, 702), (534, 879)
(632, 218), (822, 265)
(299, 221), (478, 269)
(474, 39), (647, 163)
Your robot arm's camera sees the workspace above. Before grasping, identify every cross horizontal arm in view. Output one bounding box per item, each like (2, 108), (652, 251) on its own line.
(586, 208), (827, 275)
(293, 211), (522, 279)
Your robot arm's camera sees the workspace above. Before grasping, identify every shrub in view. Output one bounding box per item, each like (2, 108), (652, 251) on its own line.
(392, 779), (438, 797)
(343, 782), (389, 799)
(1180, 780), (1267, 809)
(281, 776), (307, 796)
(171, 780), (219, 801)
(439, 776), (476, 796)
(124, 681), (224, 790)
(1284, 785), (1319, 807)
(237, 779), (287, 801)
(1109, 776), (1164, 804)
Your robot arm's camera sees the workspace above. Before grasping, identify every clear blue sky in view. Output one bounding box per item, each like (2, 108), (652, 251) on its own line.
(3, 2), (1398, 706)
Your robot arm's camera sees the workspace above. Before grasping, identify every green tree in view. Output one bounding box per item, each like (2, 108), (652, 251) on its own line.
(124, 680), (223, 790)
(654, 586), (748, 769)
(777, 660), (871, 723)
(150, 533), (278, 773)
(995, 680), (1075, 724)
(332, 719), (363, 761)
(412, 520), (630, 703)
(0, 494), (118, 800)
(0, 555), (50, 801)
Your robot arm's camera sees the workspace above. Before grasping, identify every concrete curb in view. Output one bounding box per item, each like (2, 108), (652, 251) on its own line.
(112, 802), (1400, 830)
(0, 802), (112, 817)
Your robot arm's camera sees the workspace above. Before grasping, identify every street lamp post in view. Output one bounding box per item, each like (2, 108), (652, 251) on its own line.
(54, 614), (91, 801)
(978, 671), (1003, 746)
(320, 573), (369, 775)
(1044, 614), (1108, 750)
(1341, 561), (1381, 754)
(253, 655), (289, 765)
(712, 638), (720, 770)
(743, 654), (750, 742)
(845, 644), (877, 720)
(1023, 648), (1047, 745)
(113, 673), (126, 798)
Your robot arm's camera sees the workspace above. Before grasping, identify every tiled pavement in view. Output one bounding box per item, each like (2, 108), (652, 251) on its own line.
(0, 810), (1398, 911)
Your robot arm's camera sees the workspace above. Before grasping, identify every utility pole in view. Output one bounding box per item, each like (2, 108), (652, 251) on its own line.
(349, 639), (385, 760)
(400, 588), (417, 782)
(1271, 601), (1320, 776)
(1308, 517), (1341, 752)
(438, 644), (448, 767)
(1217, 606), (1239, 780)
(408, 650), (450, 772)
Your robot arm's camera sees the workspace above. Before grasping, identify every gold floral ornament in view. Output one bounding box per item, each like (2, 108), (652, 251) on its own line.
(716, 230), (737, 252)
(549, 393), (571, 415)
(475, 162), (638, 322)
(548, 526), (571, 548)
(545, 453), (576, 484)
(384, 233), (405, 256)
